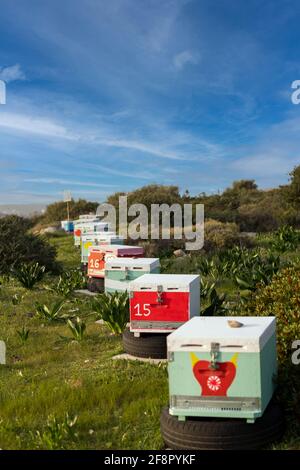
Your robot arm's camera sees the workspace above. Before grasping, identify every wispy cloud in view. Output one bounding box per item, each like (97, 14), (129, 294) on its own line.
(0, 112), (73, 139)
(0, 109), (212, 161)
(24, 177), (118, 188)
(173, 50), (200, 70)
(0, 64), (25, 82)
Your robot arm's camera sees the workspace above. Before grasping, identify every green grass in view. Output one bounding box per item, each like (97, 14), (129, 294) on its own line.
(0, 234), (167, 449)
(0, 233), (299, 449)
(47, 233), (81, 270)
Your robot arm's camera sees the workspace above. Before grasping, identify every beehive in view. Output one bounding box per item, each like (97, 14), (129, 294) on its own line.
(88, 244), (144, 278)
(167, 316), (277, 422)
(129, 274), (200, 333)
(81, 232), (124, 264)
(105, 258), (160, 293)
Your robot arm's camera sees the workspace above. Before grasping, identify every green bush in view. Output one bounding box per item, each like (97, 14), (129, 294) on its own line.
(243, 266), (300, 419)
(204, 219), (243, 252)
(271, 225), (300, 253)
(40, 199), (99, 224)
(244, 266), (300, 363)
(0, 215), (60, 274)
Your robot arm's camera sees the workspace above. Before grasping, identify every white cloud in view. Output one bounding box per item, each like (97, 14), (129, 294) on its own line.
(0, 112), (74, 139)
(0, 111), (196, 160)
(0, 64), (25, 83)
(173, 50), (200, 70)
(24, 178), (117, 188)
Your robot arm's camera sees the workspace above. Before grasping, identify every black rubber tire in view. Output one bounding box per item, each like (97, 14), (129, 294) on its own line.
(122, 329), (168, 359)
(80, 263), (88, 275)
(87, 277), (104, 293)
(160, 400), (285, 450)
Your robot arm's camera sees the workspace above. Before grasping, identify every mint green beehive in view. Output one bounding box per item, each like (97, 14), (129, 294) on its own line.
(105, 258), (160, 294)
(167, 316), (277, 422)
(81, 233), (124, 264)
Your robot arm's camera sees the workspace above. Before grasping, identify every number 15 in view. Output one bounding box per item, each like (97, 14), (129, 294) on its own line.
(134, 303), (151, 317)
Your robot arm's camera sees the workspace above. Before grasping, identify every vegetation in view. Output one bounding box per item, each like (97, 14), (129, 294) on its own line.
(1, 166), (300, 449)
(39, 199), (99, 225)
(67, 317), (86, 342)
(35, 300), (65, 322)
(92, 292), (129, 335)
(0, 215), (59, 274)
(105, 164), (300, 232)
(13, 262), (46, 289)
(48, 269), (86, 297)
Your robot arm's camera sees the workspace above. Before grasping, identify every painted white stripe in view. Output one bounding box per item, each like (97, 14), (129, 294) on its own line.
(104, 278), (130, 292)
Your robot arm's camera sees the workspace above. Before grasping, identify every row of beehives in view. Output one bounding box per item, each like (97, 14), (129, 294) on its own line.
(72, 215), (200, 333)
(70, 216), (277, 423)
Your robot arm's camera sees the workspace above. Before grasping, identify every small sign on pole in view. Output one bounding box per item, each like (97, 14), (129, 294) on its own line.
(63, 190), (72, 221)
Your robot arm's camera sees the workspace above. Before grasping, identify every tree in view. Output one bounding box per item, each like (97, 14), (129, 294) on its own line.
(41, 199), (99, 224)
(284, 165), (300, 208)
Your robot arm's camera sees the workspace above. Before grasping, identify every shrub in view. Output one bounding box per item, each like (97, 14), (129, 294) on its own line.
(41, 199), (99, 224)
(242, 266), (300, 418)
(92, 292), (129, 335)
(0, 215), (59, 274)
(13, 262), (45, 289)
(204, 219), (242, 252)
(271, 225), (300, 253)
(243, 266), (300, 363)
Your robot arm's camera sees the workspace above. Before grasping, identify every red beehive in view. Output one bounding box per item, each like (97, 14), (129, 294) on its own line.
(88, 244), (144, 279)
(129, 274), (200, 334)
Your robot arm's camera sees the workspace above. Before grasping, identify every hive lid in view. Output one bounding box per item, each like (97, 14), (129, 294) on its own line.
(105, 257), (160, 269)
(88, 244), (144, 253)
(167, 316), (276, 352)
(81, 232), (119, 240)
(130, 273), (199, 289)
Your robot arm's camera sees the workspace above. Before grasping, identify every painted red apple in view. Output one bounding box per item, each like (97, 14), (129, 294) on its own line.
(75, 229), (81, 237)
(191, 353), (238, 397)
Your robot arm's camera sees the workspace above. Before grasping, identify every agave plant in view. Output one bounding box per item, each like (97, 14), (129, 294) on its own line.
(49, 269), (86, 297)
(197, 257), (221, 280)
(271, 225), (300, 253)
(201, 288), (227, 316)
(200, 278), (216, 301)
(92, 292), (129, 335)
(12, 293), (25, 305)
(32, 413), (78, 450)
(13, 262), (45, 289)
(17, 326), (30, 344)
(67, 317), (86, 341)
(35, 300), (65, 322)
(234, 252), (280, 292)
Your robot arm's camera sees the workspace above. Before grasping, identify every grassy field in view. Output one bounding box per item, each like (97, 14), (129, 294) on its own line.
(0, 233), (299, 449)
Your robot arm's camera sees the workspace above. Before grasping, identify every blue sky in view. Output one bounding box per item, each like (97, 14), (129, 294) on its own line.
(0, 0), (300, 204)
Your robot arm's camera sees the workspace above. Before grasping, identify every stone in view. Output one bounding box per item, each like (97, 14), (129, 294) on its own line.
(228, 320), (244, 328)
(173, 249), (185, 257)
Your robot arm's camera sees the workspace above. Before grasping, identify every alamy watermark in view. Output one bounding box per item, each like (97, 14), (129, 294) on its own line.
(291, 340), (300, 365)
(0, 79), (6, 104)
(96, 196), (204, 250)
